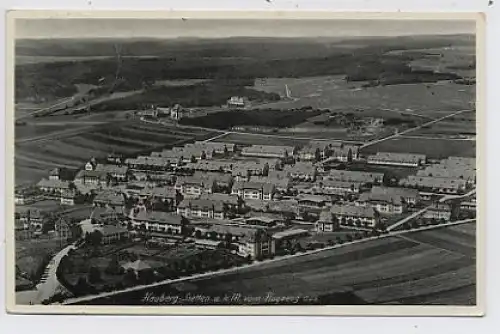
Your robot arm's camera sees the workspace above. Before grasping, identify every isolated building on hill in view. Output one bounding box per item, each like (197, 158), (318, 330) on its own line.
(241, 145), (295, 159)
(367, 152), (426, 167)
(227, 96), (250, 109)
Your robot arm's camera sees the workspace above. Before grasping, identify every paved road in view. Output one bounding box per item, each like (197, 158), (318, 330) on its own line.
(15, 120), (130, 145)
(386, 206), (433, 232)
(61, 218), (475, 305)
(386, 188), (476, 232)
(439, 188), (477, 203)
(359, 109), (473, 149)
(16, 243), (76, 305)
(15, 97), (75, 121)
(142, 118), (364, 144)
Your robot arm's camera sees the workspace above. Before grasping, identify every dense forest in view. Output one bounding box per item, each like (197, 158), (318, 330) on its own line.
(15, 35), (475, 102)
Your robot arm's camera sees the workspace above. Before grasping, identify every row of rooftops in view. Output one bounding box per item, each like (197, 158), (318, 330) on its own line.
(325, 170), (385, 183)
(368, 152), (427, 165)
(357, 186), (420, 206)
(232, 180), (275, 193)
(399, 175), (468, 190)
(241, 145), (295, 157)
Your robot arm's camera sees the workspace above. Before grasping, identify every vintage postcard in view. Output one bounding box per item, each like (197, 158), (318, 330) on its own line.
(5, 11), (485, 316)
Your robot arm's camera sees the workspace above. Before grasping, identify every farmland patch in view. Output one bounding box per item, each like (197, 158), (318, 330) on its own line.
(360, 137), (476, 159)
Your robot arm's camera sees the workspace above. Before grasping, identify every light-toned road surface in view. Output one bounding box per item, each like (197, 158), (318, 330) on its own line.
(15, 120), (130, 145)
(15, 97), (75, 121)
(61, 218), (475, 305)
(142, 118), (364, 144)
(16, 243), (76, 305)
(203, 132), (230, 142)
(386, 206), (435, 232)
(360, 109), (473, 149)
(386, 188), (476, 232)
(439, 188), (477, 203)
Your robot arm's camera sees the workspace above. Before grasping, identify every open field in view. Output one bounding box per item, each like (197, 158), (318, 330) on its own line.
(69, 222), (476, 305)
(15, 121), (216, 186)
(252, 76), (474, 115)
(215, 132), (314, 147)
(179, 223), (476, 305)
(360, 137), (476, 159)
(411, 111), (476, 137)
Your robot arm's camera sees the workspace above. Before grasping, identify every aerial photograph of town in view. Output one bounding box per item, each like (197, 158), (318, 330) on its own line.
(11, 16), (478, 308)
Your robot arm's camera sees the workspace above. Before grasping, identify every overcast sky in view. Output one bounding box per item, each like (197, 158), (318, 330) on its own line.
(15, 18), (475, 39)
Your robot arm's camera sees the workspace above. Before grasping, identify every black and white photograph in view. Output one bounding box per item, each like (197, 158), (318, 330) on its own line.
(5, 11), (483, 315)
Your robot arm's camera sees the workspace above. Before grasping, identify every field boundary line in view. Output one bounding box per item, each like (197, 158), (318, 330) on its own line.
(61, 219), (475, 305)
(396, 234), (476, 259)
(360, 109), (474, 149)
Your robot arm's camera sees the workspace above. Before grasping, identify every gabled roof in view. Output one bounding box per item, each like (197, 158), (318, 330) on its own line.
(241, 145), (295, 156)
(95, 164), (128, 175)
(330, 205), (376, 219)
(139, 186), (177, 198)
(326, 170), (384, 183)
(371, 186), (419, 198)
(75, 169), (107, 180)
(368, 152), (426, 163)
(134, 210), (184, 225)
(232, 180), (274, 193)
(93, 191), (125, 205)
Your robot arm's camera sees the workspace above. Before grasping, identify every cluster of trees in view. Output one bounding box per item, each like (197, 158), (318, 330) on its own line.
(92, 81), (280, 111)
(179, 109), (322, 130)
(60, 248), (250, 297)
